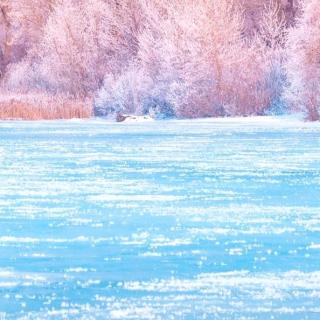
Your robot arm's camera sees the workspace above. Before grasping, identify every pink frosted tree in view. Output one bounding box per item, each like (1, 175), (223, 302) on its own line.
(285, 0), (320, 120)
(36, 0), (131, 95)
(0, 1), (11, 73)
(5, 0), (142, 96)
(225, 0), (287, 116)
(0, 0), (55, 74)
(0, 0), (309, 120)
(126, 0), (246, 118)
(124, 0), (287, 117)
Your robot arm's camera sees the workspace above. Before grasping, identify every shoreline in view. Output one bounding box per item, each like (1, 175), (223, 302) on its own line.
(0, 115), (317, 126)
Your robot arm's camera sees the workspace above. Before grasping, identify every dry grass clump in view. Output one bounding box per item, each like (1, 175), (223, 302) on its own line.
(0, 93), (92, 120)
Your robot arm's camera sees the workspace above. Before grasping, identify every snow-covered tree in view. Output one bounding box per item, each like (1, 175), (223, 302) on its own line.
(285, 0), (320, 120)
(96, 0), (246, 118)
(0, 0), (312, 120)
(5, 0), (142, 96)
(0, 0), (55, 74)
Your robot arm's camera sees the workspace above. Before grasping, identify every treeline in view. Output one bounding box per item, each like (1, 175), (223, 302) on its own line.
(0, 0), (319, 120)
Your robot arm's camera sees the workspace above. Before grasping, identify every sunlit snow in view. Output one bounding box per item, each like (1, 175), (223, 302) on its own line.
(0, 116), (319, 319)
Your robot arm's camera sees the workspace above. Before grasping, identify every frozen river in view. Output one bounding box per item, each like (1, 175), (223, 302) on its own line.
(0, 117), (319, 319)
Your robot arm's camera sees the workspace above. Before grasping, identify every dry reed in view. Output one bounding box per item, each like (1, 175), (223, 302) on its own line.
(0, 93), (92, 120)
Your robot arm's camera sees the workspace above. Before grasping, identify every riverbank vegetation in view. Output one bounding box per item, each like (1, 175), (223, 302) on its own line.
(0, 0), (319, 120)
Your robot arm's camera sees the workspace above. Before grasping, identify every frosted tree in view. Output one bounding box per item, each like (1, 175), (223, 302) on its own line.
(96, 0), (289, 118)
(131, 0), (245, 118)
(0, 0), (11, 74)
(43, 0), (146, 96)
(0, 0), (55, 73)
(0, 0), (310, 120)
(285, 0), (320, 120)
(5, 0), (142, 96)
(249, 0), (287, 115)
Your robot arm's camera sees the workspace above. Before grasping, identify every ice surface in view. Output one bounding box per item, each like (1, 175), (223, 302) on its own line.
(0, 116), (319, 319)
